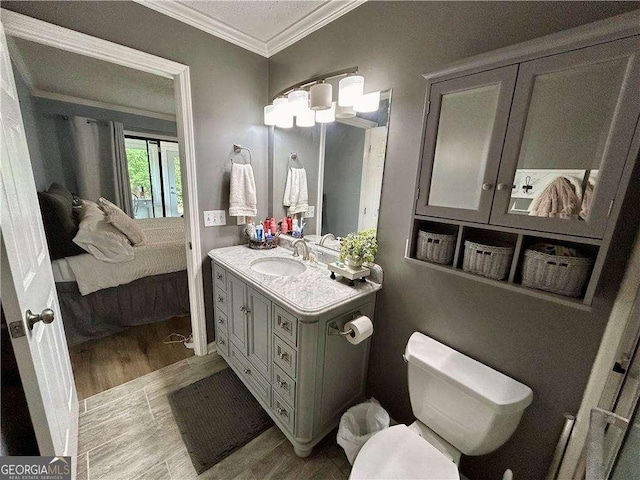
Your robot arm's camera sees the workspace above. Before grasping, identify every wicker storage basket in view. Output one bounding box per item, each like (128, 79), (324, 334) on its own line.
(522, 249), (593, 297)
(417, 230), (456, 265)
(463, 240), (514, 280)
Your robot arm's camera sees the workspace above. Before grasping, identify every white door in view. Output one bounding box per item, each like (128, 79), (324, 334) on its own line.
(358, 126), (388, 230)
(0, 23), (78, 458)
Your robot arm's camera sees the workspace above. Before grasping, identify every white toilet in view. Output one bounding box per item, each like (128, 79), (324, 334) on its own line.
(350, 332), (533, 479)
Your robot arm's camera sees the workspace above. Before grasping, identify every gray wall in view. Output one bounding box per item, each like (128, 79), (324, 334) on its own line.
(269, 2), (639, 479)
(272, 125), (321, 235)
(323, 122), (365, 237)
(12, 63), (64, 191)
(3, 1), (270, 340)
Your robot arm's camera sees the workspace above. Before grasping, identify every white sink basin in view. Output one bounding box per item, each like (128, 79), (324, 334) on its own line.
(250, 257), (307, 277)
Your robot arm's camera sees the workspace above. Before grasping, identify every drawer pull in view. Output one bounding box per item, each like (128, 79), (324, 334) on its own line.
(218, 339), (225, 345)
(278, 318), (291, 332)
(217, 295), (224, 303)
(244, 368), (251, 375)
(276, 407), (288, 417)
(278, 380), (288, 390)
(278, 352), (289, 361)
(216, 273), (223, 280)
(239, 306), (251, 314)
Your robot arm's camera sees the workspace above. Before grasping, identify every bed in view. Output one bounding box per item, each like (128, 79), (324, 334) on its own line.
(38, 185), (189, 345)
(53, 216), (190, 345)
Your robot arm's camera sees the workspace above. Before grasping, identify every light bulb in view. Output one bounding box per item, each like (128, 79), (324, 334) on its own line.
(288, 89), (309, 116)
(316, 102), (336, 123)
(309, 82), (332, 111)
(338, 75), (364, 107)
(274, 97), (293, 128)
(335, 104), (356, 119)
(354, 91), (380, 113)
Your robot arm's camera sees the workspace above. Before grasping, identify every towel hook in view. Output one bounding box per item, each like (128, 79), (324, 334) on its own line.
(231, 144), (252, 165)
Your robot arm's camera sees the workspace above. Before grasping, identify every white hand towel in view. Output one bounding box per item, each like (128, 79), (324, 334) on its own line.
(229, 163), (257, 217)
(283, 167), (308, 215)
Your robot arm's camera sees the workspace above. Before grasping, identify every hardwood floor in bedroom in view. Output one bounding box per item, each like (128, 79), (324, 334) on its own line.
(69, 316), (194, 399)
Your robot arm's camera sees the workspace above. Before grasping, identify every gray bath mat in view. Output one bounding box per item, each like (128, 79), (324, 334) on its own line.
(168, 367), (274, 474)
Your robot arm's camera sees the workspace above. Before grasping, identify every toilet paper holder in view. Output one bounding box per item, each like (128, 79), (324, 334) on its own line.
(328, 312), (362, 337)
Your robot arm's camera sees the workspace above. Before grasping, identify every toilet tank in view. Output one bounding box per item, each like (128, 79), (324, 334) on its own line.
(405, 332), (533, 456)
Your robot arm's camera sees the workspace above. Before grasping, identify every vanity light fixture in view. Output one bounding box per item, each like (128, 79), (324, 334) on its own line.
(335, 104), (356, 119)
(268, 67), (371, 127)
(316, 102), (336, 123)
(288, 89), (309, 116)
(338, 74), (364, 107)
(264, 104), (276, 126)
(309, 82), (332, 111)
(354, 91), (381, 113)
(296, 107), (316, 127)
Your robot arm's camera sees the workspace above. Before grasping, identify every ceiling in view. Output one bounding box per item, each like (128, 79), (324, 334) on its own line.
(8, 36), (176, 120)
(135, 0), (366, 57)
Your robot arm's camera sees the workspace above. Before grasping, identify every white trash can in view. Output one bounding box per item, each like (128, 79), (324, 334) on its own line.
(337, 398), (390, 465)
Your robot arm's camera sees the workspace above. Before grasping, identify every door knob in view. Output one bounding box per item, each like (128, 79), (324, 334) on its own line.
(26, 308), (55, 330)
(482, 183), (493, 191)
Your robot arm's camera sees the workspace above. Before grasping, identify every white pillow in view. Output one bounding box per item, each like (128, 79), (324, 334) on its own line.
(99, 197), (147, 246)
(73, 201), (134, 263)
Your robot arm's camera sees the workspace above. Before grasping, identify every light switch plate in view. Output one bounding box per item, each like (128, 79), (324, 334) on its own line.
(204, 210), (226, 227)
(306, 206), (315, 218)
(236, 215), (247, 225)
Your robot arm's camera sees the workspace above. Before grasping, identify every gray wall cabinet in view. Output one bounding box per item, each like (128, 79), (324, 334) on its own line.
(409, 33), (640, 309)
(212, 260), (375, 457)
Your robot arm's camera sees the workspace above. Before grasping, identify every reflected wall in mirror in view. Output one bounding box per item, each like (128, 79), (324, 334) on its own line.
(270, 90), (391, 250)
(508, 56), (627, 220)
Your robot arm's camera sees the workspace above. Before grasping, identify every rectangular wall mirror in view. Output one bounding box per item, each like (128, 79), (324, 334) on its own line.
(271, 89), (391, 250)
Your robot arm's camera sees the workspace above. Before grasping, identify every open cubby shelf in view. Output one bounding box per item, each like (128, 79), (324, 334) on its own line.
(407, 216), (603, 311)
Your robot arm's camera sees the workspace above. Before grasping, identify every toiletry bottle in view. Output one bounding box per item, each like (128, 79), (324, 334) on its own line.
(286, 217), (293, 233)
(270, 218), (277, 235)
(256, 222), (263, 241)
(292, 218), (300, 238)
(246, 221), (256, 240)
(280, 219), (288, 234)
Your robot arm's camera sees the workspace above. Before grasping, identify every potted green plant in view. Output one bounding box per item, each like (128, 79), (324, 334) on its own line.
(340, 229), (378, 268)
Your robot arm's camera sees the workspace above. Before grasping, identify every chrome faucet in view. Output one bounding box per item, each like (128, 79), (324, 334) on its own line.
(291, 239), (310, 261)
(319, 233), (336, 247)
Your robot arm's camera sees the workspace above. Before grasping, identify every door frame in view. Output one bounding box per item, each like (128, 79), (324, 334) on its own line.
(1, 9), (208, 355)
(556, 229), (640, 479)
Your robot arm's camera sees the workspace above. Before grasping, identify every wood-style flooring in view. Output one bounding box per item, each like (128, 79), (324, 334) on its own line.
(69, 316), (194, 399)
(75, 353), (351, 480)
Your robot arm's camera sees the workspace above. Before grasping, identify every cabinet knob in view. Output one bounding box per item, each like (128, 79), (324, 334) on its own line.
(278, 380), (287, 389)
(218, 318), (224, 324)
(218, 339), (225, 345)
(216, 273), (223, 280)
(277, 318), (291, 332)
(277, 407), (287, 416)
(482, 183), (493, 191)
(244, 368), (251, 375)
(497, 183), (515, 191)
(217, 296), (224, 303)
(239, 306), (250, 314)
(279, 352), (289, 361)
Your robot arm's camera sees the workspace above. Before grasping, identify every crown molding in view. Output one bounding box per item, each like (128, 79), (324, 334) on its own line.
(33, 89), (177, 122)
(266, 0), (366, 56)
(134, 0), (268, 56)
(133, 0), (367, 58)
(6, 35), (36, 91)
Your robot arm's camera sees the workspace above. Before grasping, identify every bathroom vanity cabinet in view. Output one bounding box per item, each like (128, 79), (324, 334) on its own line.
(408, 27), (640, 309)
(211, 254), (378, 457)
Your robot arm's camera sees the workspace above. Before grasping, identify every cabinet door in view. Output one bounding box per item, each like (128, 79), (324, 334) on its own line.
(246, 287), (271, 378)
(228, 274), (248, 352)
(416, 65), (517, 222)
(491, 36), (640, 238)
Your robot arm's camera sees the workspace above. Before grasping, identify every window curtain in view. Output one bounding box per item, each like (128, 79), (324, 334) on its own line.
(68, 117), (133, 216)
(111, 122), (133, 216)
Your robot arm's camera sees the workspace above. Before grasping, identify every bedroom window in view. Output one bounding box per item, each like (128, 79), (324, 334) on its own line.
(125, 136), (183, 219)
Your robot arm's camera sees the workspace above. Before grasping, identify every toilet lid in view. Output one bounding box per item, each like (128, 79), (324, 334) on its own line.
(350, 425), (460, 480)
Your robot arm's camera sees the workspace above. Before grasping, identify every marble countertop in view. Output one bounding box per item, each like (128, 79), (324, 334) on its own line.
(208, 245), (382, 318)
